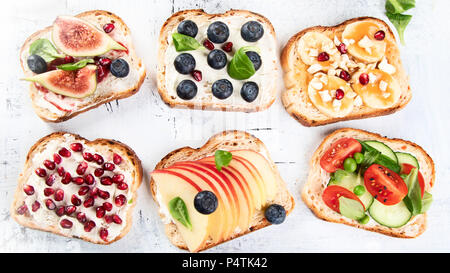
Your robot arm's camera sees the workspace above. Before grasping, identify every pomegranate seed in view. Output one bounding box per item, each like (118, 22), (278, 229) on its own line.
(77, 162), (88, 175)
(85, 174), (95, 185)
(90, 187), (99, 198)
(94, 168), (104, 177)
(98, 190), (110, 200)
(72, 176), (85, 185)
(113, 153), (122, 165)
(112, 215), (122, 224)
(117, 182), (128, 191)
(191, 70), (202, 82)
(222, 42), (233, 52)
(45, 199), (56, 210)
(71, 195), (82, 206)
(35, 168), (47, 177)
(83, 152), (94, 162)
(115, 195), (126, 207)
(101, 177), (113, 186)
(203, 39), (214, 50)
(32, 201), (40, 212)
(46, 174), (56, 186)
(23, 185), (35, 195)
(43, 160), (56, 170)
(339, 70), (351, 81)
(93, 154), (104, 165)
(76, 212), (87, 223)
(60, 219), (73, 229)
(57, 166), (65, 177)
(61, 172), (72, 184)
(58, 148), (71, 157)
(70, 143), (83, 152)
(84, 220), (96, 232)
(53, 153), (62, 164)
(105, 215), (113, 224)
(100, 228), (108, 242)
(337, 43), (347, 54)
(96, 207), (106, 218)
(112, 174), (124, 183)
(335, 89), (345, 100)
(103, 23), (115, 33)
(99, 57), (112, 66)
(65, 205), (76, 215)
(17, 204), (28, 215)
(64, 56), (74, 63)
(44, 188), (55, 196)
(54, 189), (64, 201)
(56, 206), (65, 216)
(79, 186), (90, 196)
(96, 64), (110, 83)
(83, 197), (95, 208)
(359, 73), (370, 85)
(103, 163), (115, 171)
(374, 30), (385, 40)
(103, 202), (113, 211)
(317, 52), (330, 62)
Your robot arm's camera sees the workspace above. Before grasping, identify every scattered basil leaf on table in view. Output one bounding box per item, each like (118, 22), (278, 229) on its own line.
(57, 59), (95, 71)
(402, 167), (422, 215)
(339, 196), (366, 220)
(386, 12), (412, 45)
(168, 197), (192, 230)
(227, 46), (260, 80)
(385, 0), (415, 14)
(172, 33), (205, 52)
(29, 38), (65, 62)
(215, 150), (232, 171)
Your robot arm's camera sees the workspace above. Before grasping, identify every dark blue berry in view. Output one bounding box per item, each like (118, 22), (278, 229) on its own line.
(110, 58), (129, 78)
(212, 79), (233, 100)
(176, 80), (197, 100)
(194, 191), (218, 215)
(245, 51), (261, 71)
(264, 204), (286, 224)
(207, 21), (229, 43)
(207, 49), (227, 70)
(177, 20), (198, 38)
(240, 82), (259, 102)
(241, 21), (264, 42)
(174, 53), (196, 75)
(27, 54), (47, 74)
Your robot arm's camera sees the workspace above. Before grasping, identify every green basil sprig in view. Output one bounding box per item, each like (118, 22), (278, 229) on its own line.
(215, 150), (232, 172)
(227, 46), (260, 80)
(386, 0), (415, 14)
(168, 197), (192, 230)
(29, 38), (65, 62)
(385, 0), (415, 45)
(358, 141), (400, 173)
(339, 196), (366, 221)
(57, 59), (95, 71)
(172, 33), (204, 52)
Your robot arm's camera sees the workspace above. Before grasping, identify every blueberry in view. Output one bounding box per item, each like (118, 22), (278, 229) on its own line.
(174, 53), (196, 75)
(110, 58), (129, 78)
(264, 204), (286, 224)
(194, 191), (218, 215)
(212, 79), (233, 100)
(240, 82), (259, 102)
(207, 49), (227, 70)
(176, 80), (197, 100)
(27, 54), (47, 74)
(207, 21), (230, 43)
(177, 20), (198, 38)
(241, 21), (264, 42)
(245, 51), (261, 71)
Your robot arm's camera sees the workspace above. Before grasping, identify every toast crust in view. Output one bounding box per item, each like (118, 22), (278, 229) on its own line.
(150, 130), (295, 252)
(10, 132), (143, 244)
(19, 10), (147, 122)
(281, 17), (411, 126)
(302, 128), (435, 238)
(157, 9), (278, 112)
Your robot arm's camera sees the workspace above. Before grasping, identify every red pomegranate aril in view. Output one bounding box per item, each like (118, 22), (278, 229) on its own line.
(61, 172), (72, 184)
(96, 207), (106, 218)
(113, 153), (122, 165)
(57, 166), (65, 177)
(103, 23), (115, 33)
(64, 56), (74, 63)
(76, 212), (87, 223)
(83, 152), (94, 162)
(112, 215), (122, 224)
(72, 176), (85, 185)
(337, 43), (347, 54)
(60, 219), (73, 229)
(43, 160), (56, 170)
(115, 194), (126, 207)
(335, 89), (345, 100)
(192, 70), (202, 82)
(96, 64), (110, 83)
(45, 199), (56, 210)
(65, 205), (76, 215)
(84, 220), (96, 232)
(70, 143), (83, 152)
(101, 177), (113, 186)
(99, 57), (112, 66)
(76, 162), (88, 175)
(46, 174), (56, 186)
(17, 204), (28, 215)
(94, 168), (104, 177)
(105, 215), (113, 224)
(56, 206), (65, 216)
(339, 70), (351, 81)
(35, 168), (47, 177)
(317, 52), (330, 62)
(103, 202), (113, 211)
(93, 154), (104, 165)
(374, 30), (385, 40)
(112, 174), (124, 183)
(98, 190), (110, 200)
(83, 197), (95, 208)
(32, 201), (40, 212)
(203, 39), (214, 50)
(53, 153), (62, 164)
(222, 42), (233, 52)
(359, 73), (370, 85)
(71, 195), (82, 206)
(58, 148), (71, 158)
(100, 228), (109, 242)
(54, 189), (64, 201)
(85, 174), (95, 185)
(23, 185), (35, 195)
(90, 187), (99, 197)
(117, 182), (128, 191)
(44, 188), (55, 196)
(103, 163), (115, 171)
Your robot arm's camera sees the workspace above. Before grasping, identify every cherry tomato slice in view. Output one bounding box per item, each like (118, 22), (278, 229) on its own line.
(322, 185), (365, 213)
(320, 138), (362, 173)
(401, 163), (425, 198)
(364, 164), (408, 205)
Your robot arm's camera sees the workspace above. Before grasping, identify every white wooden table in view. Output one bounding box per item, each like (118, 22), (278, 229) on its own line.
(1, 0), (449, 252)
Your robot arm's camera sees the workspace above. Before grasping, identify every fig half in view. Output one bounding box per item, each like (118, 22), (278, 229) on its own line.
(52, 16), (126, 57)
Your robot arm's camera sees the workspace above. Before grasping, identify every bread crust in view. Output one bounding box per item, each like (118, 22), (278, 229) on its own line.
(10, 132), (143, 244)
(157, 9), (278, 112)
(302, 128), (435, 238)
(19, 10), (147, 122)
(281, 17), (411, 126)
(150, 130), (295, 252)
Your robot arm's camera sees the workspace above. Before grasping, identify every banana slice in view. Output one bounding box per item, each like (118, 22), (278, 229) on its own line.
(351, 69), (401, 109)
(298, 32), (341, 71)
(342, 21), (386, 63)
(308, 74), (355, 117)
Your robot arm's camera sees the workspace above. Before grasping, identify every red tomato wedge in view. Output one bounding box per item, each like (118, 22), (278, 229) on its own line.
(364, 164), (408, 205)
(320, 138), (362, 173)
(401, 163), (425, 198)
(322, 185), (365, 213)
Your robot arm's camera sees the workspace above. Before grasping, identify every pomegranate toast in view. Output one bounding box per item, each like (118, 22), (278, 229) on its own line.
(20, 10), (146, 122)
(281, 17), (411, 126)
(11, 132), (143, 244)
(150, 130), (295, 252)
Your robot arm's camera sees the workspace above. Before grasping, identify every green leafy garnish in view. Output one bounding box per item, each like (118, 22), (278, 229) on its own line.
(339, 196), (366, 221)
(56, 59), (95, 71)
(227, 46), (260, 80)
(29, 38), (64, 62)
(359, 141), (400, 173)
(403, 167), (422, 215)
(329, 169), (350, 184)
(172, 33), (204, 52)
(214, 150), (232, 171)
(420, 192), (433, 214)
(358, 149), (380, 174)
(168, 197), (192, 230)
(386, 12), (412, 45)
(385, 0), (415, 14)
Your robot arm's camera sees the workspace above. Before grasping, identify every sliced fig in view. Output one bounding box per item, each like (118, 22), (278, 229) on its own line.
(24, 65), (97, 98)
(52, 16), (126, 57)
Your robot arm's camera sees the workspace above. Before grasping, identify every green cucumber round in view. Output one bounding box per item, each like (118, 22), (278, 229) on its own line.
(328, 173), (373, 211)
(364, 140), (398, 163)
(369, 199), (412, 228)
(396, 152), (419, 169)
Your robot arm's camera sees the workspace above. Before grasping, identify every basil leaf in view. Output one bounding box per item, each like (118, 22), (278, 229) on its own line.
(227, 46), (260, 80)
(168, 197), (192, 230)
(29, 38), (64, 62)
(330, 169), (350, 183)
(403, 167), (422, 215)
(385, 0), (415, 14)
(215, 150), (232, 171)
(420, 192), (433, 214)
(172, 33), (204, 52)
(57, 59), (95, 71)
(386, 12), (412, 45)
(359, 140), (400, 173)
(339, 196), (366, 220)
(358, 149), (380, 174)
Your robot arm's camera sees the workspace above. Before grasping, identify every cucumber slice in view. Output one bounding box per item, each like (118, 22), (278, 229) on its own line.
(369, 199), (412, 228)
(364, 140), (398, 163)
(329, 172), (373, 210)
(396, 152), (419, 169)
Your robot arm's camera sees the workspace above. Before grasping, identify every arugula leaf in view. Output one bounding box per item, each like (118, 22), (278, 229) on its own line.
(385, 0), (415, 14)
(339, 196), (366, 220)
(386, 12), (412, 45)
(215, 150), (232, 171)
(403, 167), (422, 215)
(172, 33), (204, 52)
(168, 197), (192, 230)
(420, 192), (433, 214)
(29, 38), (64, 62)
(56, 59), (95, 71)
(227, 46), (260, 80)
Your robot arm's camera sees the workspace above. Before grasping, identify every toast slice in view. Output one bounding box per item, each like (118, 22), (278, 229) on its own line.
(302, 128), (435, 238)
(19, 10), (146, 122)
(11, 132), (143, 244)
(150, 130), (295, 252)
(157, 9), (278, 112)
(281, 17), (411, 126)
